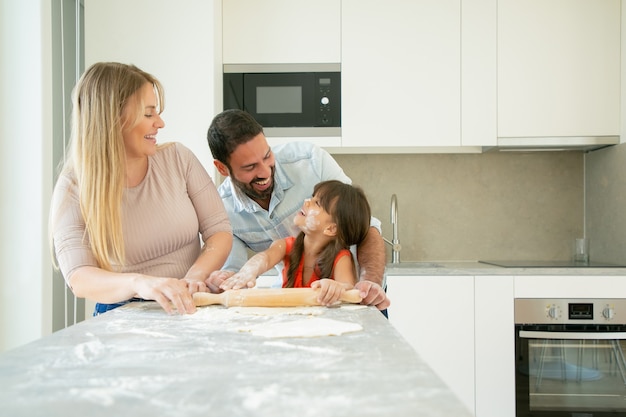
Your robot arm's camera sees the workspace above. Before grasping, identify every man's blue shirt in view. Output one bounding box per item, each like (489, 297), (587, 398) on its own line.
(218, 141), (380, 271)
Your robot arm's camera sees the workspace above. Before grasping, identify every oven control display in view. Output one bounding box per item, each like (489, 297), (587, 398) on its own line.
(568, 302), (593, 320)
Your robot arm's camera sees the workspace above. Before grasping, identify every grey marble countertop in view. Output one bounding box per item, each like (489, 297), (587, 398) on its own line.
(385, 261), (626, 276)
(0, 301), (472, 417)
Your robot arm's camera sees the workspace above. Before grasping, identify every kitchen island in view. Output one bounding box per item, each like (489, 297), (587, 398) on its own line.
(0, 301), (472, 417)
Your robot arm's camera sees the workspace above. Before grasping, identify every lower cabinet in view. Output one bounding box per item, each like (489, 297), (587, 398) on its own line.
(387, 273), (626, 416)
(386, 275), (475, 413)
(386, 274), (516, 417)
(474, 275), (515, 417)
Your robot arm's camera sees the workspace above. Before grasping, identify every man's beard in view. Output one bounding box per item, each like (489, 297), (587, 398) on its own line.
(232, 166), (275, 202)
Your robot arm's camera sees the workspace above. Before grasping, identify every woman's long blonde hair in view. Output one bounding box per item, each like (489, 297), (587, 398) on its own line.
(60, 62), (165, 271)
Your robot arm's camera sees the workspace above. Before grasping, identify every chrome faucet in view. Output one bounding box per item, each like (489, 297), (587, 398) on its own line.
(383, 194), (401, 263)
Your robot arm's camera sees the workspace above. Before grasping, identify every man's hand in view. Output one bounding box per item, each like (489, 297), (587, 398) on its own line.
(354, 280), (390, 310)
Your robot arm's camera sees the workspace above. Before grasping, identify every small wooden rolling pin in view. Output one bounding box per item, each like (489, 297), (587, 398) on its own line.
(193, 288), (362, 308)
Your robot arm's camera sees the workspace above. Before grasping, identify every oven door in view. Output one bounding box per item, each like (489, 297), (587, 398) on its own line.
(516, 325), (626, 416)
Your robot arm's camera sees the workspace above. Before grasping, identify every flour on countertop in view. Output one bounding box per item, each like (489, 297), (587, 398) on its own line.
(263, 340), (344, 355)
(336, 304), (368, 311)
(237, 317), (363, 338)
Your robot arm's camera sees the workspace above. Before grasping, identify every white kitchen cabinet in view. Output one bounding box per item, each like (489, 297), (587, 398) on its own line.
(475, 275), (515, 417)
(222, 0), (340, 64)
(497, 0), (620, 139)
(385, 273), (626, 416)
(386, 275), (475, 414)
(341, 1), (461, 149)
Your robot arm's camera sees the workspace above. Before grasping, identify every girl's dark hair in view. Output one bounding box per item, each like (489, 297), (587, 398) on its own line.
(285, 180), (371, 287)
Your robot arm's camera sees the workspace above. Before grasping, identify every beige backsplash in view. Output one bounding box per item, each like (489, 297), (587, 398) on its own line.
(586, 143), (626, 265)
(333, 150), (586, 263)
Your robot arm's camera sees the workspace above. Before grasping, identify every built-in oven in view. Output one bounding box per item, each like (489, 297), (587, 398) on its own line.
(515, 298), (626, 416)
(223, 63), (341, 138)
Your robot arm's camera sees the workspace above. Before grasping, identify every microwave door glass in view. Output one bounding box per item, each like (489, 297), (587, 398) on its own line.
(256, 86), (302, 114)
(244, 73), (315, 127)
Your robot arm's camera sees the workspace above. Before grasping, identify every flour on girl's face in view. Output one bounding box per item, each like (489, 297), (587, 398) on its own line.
(293, 204), (323, 233)
(303, 209), (322, 232)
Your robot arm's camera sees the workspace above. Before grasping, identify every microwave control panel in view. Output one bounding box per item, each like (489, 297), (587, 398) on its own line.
(314, 72), (341, 127)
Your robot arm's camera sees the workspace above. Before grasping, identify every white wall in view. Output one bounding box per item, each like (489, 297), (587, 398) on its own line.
(82, 0), (220, 316)
(0, 0), (54, 351)
(84, 0), (220, 176)
(0, 0), (221, 350)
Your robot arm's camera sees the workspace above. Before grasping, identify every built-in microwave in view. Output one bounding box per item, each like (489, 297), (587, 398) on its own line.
(223, 64), (341, 137)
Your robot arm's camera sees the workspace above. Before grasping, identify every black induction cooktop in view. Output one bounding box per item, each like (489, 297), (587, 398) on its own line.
(478, 260), (626, 268)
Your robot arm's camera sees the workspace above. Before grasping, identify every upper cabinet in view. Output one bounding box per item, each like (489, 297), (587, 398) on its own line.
(341, 0), (464, 149)
(222, 0), (340, 64)
(497, 0), (620, 139)
(221, 1), (621, 152)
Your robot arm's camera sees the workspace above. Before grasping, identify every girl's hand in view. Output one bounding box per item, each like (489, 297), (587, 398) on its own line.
(205, 270), (235, 293)
(310, 279), (348, 306)
(219, 257), (267, 290)
(219, 271), (257, 290)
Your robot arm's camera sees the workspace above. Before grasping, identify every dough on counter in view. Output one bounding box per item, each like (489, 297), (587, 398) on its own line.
(238, 317), (363, 338)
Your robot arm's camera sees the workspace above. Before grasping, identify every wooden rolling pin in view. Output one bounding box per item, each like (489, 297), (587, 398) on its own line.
(193, 288), (362, 308)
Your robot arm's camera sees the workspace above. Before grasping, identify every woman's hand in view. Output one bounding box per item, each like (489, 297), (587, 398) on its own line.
(67, 267), (198, 315)
(310, 279), (349, 306)
(183, 278), (208, 294)
(133, 275), (197, 315)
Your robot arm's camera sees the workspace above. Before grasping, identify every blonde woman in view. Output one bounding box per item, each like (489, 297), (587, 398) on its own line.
(50, 62), (232, 315)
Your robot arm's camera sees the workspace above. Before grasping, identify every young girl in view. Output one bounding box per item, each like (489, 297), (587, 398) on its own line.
(220, 180), (372, 305)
